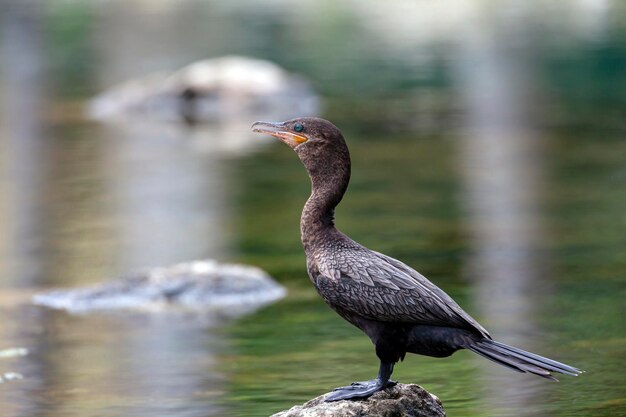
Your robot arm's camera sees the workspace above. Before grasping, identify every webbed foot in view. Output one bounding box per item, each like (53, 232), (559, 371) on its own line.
(324, 378), (395, 402)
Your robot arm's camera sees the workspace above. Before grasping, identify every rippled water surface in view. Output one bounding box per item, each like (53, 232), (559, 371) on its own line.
(1, 1), (625, 416)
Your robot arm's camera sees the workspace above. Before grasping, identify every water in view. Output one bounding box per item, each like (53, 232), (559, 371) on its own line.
(1, 1), (625, 416)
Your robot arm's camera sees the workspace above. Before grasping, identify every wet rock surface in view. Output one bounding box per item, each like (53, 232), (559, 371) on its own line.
(33, 260), (286, 316)
(271, 383), (445, 417)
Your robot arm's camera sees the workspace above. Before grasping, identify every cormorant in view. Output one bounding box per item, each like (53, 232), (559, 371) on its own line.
(252, 117), (581, 402)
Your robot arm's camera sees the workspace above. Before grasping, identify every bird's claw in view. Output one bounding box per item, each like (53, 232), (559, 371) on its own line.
(325, 379), (387, 402)
(345, 379), (396, 388)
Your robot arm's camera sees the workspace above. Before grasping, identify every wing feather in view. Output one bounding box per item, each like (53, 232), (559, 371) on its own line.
(314, 245), (490, 338)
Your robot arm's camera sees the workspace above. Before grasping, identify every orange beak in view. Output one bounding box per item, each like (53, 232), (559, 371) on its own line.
(252, 121), (308, 149)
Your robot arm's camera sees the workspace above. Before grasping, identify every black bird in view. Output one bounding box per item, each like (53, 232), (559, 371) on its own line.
(252, 117), (581, 402)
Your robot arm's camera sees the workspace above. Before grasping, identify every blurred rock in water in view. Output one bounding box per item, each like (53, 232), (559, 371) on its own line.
(0, 373), (23, 384)
(86, 56), (320, 124)
(0, 348), (29, 359)
(33, 260), (286, 316)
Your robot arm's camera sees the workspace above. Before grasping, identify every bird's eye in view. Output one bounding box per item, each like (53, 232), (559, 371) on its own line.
(294, 123), (304, 133)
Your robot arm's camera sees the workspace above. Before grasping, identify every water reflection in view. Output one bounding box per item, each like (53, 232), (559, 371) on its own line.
(455, 6), (551, 416)
(0, 5), (49, 417)
(29, 311), (227, 417)
(100, 124), (232, 272)
(1, 1), (50, 288)
(1, 4), (239, 416)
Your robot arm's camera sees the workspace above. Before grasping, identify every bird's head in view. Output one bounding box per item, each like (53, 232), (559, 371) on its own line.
(252, 117), (351, 210)
(252, 117), (350, 173)
(251, 117), (342, 149)
(252, 117), (351, 194)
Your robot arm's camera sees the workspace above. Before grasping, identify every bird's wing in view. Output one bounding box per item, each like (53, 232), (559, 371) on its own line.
(314, 246), (490, 338)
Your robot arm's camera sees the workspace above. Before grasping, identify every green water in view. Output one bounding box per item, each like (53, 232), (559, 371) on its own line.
(1, 1), (625, 416)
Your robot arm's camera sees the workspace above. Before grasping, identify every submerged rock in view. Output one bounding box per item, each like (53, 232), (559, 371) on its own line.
(33, 260), (286, 316)
(271, 384), (445, 417)
(0, 372), (23, 384)
(0, 348), (28, 359)
(87, 55), (319, 124)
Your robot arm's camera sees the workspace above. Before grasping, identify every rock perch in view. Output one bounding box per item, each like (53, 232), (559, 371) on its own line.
(270, 383), (445, 417)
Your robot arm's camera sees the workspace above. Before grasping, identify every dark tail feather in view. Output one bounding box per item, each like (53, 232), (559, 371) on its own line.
(467, 339), (583, 381)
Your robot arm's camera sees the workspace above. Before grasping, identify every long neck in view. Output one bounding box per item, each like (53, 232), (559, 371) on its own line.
(299, 153), (351, 252)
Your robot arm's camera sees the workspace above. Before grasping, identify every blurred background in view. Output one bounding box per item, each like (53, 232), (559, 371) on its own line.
(0, 0), (625, 416)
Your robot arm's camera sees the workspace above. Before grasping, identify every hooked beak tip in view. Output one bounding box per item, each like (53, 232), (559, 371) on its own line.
(251, 121), (263, 132)
(251, 120), (307, 149)
(251, 121), (280, 134)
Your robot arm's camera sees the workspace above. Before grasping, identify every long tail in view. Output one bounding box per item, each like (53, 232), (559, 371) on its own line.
(467, 339), (583, 381)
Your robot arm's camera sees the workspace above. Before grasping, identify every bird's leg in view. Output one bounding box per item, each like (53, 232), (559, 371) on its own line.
(324, 361), (395, 402)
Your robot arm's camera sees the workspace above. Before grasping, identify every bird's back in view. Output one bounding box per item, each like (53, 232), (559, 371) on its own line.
(306, 231), (490, 339)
